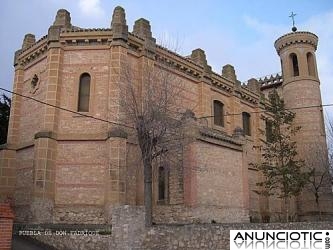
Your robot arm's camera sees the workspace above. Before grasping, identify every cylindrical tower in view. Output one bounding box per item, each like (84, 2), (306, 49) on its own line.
(275, 30), (331, 220)
(275, 31), (325, 146)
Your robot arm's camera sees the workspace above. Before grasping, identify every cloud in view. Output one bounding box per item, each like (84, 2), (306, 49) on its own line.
(242, 11), (333, 115)
(78, 0), (104, 17)
(214, 15), (286, 82)
(243, 15), (285, 37)
(302, 11), (333, 113)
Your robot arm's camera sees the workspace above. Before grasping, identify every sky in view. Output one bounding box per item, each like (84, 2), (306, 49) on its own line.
(0, 0), (332, 118)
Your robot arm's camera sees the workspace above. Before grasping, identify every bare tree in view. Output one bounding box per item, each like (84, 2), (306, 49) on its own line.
(117, 58), (193, 226)
(303, 115), (333, 220)
(326, 115), (333, 186)
(327, 115), (333, 153)
(305, 145), (331, 220)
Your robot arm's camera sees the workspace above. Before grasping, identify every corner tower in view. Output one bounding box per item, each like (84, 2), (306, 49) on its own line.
(275, 30), (331, 220)
(275, 30), (324, 147)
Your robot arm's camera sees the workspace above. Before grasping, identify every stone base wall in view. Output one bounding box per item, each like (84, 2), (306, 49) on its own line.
(28, 220), (333, 250)
(153, 204), (249, 224)
(14, 198), (55, 223)
(31, 197), (54, 223)
(28, 205), (333, 250)
(111, 205), (145, 249)
(54, 206), (106, 224)
(15, 205), (33, 222)
(142, 222), (333, 250)
(113, 205), (333, 250)
(15, 204), (108, 224)
(32, 233), (109, 250)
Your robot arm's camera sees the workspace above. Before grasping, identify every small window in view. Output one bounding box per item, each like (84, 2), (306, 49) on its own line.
(265, 120), (273, 143)
(290, 53), (299, 77)
(242, 112), (251, 136)
(307, 52), (316, 77)
(78, 73), (91, 112)
(158, 166), (167, 201)
(213, 100), (224, 126)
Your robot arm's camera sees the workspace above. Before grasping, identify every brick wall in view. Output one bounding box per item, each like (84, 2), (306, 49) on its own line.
(0, 203), (15, 250)
(186, 140), (249, 223)
(19, 58), (47, 143)
(56, 141), (107, 206)
(14, 146), (34, 222)
(59, 49), (110, 135)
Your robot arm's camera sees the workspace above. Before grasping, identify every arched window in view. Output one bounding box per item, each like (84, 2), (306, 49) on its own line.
(213, 100), (224, 127)
(290, 53), (299, 77)
(242, 112), (251, 136)
(78, 73), (91, 112)
(307, 52), (316, 77)
(158, 166), (167, 201)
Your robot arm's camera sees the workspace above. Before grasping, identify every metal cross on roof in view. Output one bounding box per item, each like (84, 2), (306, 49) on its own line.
(289, 11), (297, 27)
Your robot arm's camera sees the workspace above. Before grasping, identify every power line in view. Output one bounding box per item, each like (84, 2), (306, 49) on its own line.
(198, 103), (333, 119)
(1, 86), (332, 123)
(0, 87), (134, 129)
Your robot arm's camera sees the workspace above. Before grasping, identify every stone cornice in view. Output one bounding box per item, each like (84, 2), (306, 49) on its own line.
(234, 86), (259, 105)
(198, 128), (243, 151)
(274, 31), (318, 55)
(18, 35), (48, 57)
(0, 143), (16, 151)
(155, 53), (201, 80)
(156, 44), (203, 70)
(62, 27), (112, 33)
(211, 72), (235, 87)
(199, 127), (242, 146)
(17, 37), (48, 67)
(14, 28), (260, 105)
(238, 92), (258, 105)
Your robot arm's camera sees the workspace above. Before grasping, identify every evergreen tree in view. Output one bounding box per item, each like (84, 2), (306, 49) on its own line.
(0, 94), (11, 144)
(254, 90), (310, 222)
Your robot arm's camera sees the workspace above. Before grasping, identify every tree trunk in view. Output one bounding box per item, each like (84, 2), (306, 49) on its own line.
(284, 197), (289, 222)
(315, 194), (322, 221)
(144, 159), (153, 227)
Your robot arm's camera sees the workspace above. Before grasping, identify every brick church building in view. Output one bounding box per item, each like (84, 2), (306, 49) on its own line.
(0, 6), (332, 224)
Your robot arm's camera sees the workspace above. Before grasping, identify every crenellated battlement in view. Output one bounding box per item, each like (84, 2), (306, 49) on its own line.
(258, 73), (283, 90)
(14, 7), (264, 103)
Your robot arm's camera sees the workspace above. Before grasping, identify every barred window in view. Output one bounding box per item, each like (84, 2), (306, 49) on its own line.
(78, 73), (91, 112)
(242, 112), (251, 136)
(213, 100), (224, 127)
